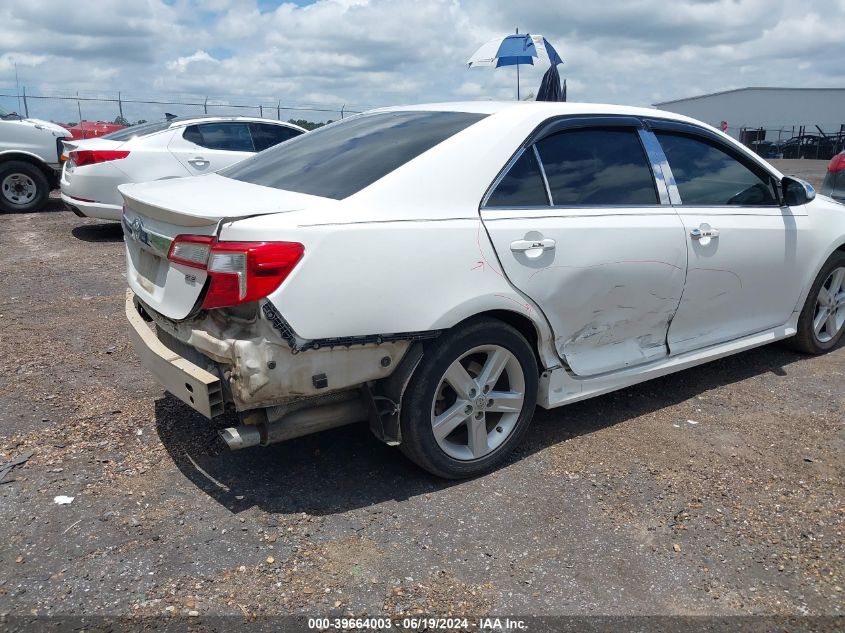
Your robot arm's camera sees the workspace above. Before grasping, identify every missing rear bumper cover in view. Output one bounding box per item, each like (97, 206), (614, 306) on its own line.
(261, 301), (440, 354)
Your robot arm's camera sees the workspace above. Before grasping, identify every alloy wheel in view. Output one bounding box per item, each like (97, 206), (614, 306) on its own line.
(813, 266), (845, 343)
(430, 345), (526, 461)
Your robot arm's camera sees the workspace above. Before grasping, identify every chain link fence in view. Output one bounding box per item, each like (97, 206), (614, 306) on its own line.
(4, 88), (843, 160)
(0, 88), (373, 128)
(726, 124), (845, 160)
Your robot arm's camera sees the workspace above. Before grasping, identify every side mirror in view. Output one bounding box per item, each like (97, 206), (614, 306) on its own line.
(782, 176), (816, 206)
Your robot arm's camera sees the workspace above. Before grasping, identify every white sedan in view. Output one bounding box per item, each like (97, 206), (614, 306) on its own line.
(60, 115), (305, 220)
(121, 102), (845, 478)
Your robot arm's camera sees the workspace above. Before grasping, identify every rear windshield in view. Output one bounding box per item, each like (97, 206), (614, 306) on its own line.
(220, 111), (487, 199)
(103, 120), (173, 141)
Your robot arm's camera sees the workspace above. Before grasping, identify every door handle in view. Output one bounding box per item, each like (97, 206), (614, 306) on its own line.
(510, 238), (556, 252)
(188, 157), (210, 166)
(690, 226), (719, 240)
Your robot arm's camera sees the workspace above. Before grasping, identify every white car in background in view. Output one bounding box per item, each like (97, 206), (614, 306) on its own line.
(60, 115), (305, 220)
(121, 102), (845, 479)
(0, 105), (71, 213)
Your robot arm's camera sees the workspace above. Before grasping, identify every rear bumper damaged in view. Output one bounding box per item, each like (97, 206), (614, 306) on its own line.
(125, 289), (414, 418)
(126, 290), (225, 418)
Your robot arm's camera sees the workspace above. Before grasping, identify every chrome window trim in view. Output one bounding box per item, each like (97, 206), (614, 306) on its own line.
(637, 128), (679, 205)
(533, 144), (554, 206)
(481, 209), (684, 220)
(482, 204), (673, 211)
(672, 206), (797, 212)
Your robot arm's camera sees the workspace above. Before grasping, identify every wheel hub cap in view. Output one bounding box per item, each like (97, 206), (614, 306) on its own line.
(2, 173), (37, 205)
(430, 345), (526, 462)
(813, 266), (845, 344)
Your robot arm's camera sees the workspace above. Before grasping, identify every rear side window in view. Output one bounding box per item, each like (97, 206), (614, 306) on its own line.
(486, 148), (549, 207)
(536, 128), (658, 205)
(221, 111), (487, 200)
(249, 123), (303, 151)
(655, 132), (778, 206)
(183, 122), (255, 152)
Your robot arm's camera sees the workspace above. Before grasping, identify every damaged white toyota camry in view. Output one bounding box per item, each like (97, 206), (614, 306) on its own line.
(122, 102), (845, 478)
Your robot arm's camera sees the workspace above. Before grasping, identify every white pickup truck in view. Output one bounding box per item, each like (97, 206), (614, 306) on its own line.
(0, 105), (71, 213)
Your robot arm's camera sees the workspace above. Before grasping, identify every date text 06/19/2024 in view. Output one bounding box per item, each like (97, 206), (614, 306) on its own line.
(307, 616), (528, 630)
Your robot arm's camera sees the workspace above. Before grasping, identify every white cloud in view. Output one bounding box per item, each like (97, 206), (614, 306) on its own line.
(166, 50), (220, 73)
(0, 0), (843, 124)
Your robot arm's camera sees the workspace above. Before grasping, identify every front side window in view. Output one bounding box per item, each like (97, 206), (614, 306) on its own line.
(221, 111), (487, 200)
(183, 122), (254, 152)
(485, 148), (549, 207)
(655, 132), (778, 206)
(535, 128), (658, 205)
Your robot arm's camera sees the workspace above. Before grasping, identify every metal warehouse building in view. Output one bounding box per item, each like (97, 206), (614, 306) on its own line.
(653, 87), (845, 157)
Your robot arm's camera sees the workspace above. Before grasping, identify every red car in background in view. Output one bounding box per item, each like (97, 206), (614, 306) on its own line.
(821, 151), (845, 203)
(60, 121), (125, 140)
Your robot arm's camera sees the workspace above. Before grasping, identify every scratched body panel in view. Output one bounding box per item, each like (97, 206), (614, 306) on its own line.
(481, 211), (687, 376)
(667, 206), (811, 354)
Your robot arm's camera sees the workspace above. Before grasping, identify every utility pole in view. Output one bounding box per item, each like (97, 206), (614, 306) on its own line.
(14, 62), (23, 118)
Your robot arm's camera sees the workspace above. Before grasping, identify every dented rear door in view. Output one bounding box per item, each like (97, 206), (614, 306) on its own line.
(480, 119), (687, 376)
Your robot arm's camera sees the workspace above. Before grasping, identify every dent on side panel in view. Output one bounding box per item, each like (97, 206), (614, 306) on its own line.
(484, 214), (688, 377)
(552, 256), (687, 376)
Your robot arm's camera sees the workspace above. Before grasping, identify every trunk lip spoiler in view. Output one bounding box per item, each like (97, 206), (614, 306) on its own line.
(121, 211), (286, 258)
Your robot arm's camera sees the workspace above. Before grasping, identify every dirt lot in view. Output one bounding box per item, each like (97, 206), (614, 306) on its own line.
(0, 160), (842, 626)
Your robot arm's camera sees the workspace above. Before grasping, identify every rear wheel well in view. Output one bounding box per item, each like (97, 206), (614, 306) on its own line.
(0, 153), (58, 187)
(453, 310), (545, 373)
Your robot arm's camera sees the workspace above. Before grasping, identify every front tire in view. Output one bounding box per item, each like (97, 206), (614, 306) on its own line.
(0, 161), (50, 213)
(399, 317), (538, 479)
(788, 251), (845, 354)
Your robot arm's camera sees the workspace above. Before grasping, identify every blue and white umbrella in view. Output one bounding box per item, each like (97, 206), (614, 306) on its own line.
(467, 31), (563, 99)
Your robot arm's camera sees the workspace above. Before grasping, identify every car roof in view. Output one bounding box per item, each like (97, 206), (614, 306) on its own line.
(168, 115), (306, 131)
(370, 100), (703, 125)
(366, 101), (782, 177)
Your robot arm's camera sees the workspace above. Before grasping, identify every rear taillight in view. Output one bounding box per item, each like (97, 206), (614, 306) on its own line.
(828, 153), (845, 174)
(168, 236), (304, 309)
(69, 149), (130, 167)
(168, 235), (214, 269)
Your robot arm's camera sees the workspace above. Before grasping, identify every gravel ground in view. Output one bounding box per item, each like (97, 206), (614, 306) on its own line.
(0, 161), (842, 625)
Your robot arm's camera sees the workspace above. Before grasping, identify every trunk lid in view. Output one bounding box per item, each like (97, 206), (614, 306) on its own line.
(63, 137), (126, 153)
(121, 174), (328, 320)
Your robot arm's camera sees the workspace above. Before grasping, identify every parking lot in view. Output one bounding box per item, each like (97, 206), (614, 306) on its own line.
(0, 160), (842, 622)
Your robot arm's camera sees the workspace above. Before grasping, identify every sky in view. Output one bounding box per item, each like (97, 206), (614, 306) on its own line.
(1, 0), (843, 124)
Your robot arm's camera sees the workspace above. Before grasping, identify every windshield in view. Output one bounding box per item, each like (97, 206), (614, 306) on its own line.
(103, 119), (173, 141)
(220, 111), (487, 200)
